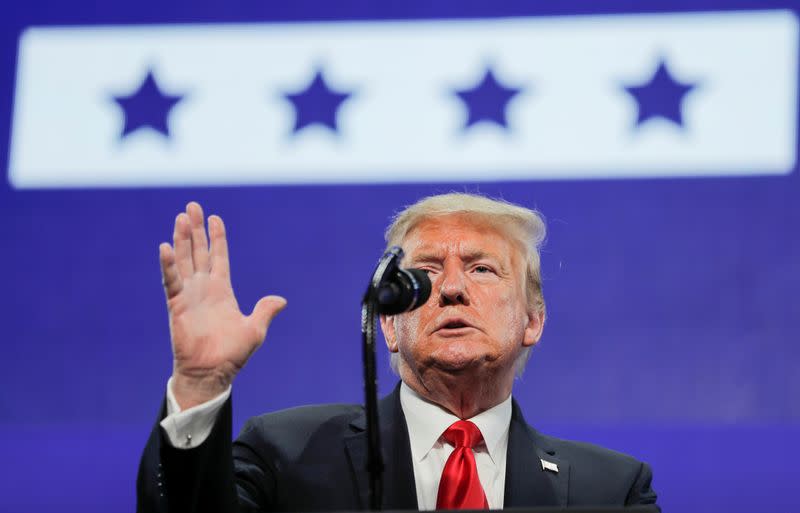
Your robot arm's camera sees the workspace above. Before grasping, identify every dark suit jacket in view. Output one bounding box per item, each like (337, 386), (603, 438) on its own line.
(137, 385), (658, 512)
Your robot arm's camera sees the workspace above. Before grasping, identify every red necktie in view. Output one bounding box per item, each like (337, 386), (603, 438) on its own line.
(436, 420), (489, 510)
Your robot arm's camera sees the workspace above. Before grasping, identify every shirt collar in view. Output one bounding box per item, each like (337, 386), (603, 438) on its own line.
(400, 381), (512, 465)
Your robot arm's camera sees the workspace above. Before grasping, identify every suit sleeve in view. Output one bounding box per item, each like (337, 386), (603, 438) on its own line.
(624, 461), (659, 510)
(136, 398), (240, 513)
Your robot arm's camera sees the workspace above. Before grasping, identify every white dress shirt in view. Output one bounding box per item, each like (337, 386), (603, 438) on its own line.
(400, 382), (511, 510)
(160, 380), (512, 509)
(160, 376), (230, 449)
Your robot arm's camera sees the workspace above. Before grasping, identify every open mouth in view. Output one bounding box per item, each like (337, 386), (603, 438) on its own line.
(435, 318), (475, 334)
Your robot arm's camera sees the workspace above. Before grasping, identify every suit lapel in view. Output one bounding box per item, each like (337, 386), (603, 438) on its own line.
(344, 384), (418, 510)
(345, 390), (570, 509)
(504, 400), (570, 507)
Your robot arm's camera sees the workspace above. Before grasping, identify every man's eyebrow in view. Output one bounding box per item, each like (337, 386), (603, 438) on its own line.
(407, 252), (443, 265)
(460, 249), (496, 262)
(460, 249), (508, 272)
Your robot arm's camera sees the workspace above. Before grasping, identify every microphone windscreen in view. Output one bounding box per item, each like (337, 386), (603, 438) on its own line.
(375, 268), (432, 315)
(405, 268), (432, 310)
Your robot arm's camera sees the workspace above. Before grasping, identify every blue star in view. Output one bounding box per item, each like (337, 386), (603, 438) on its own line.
(112, 69), (184, 139)
(454, 67), (522, 130)
(624, 58), (698, 129)
(284, 69), (353, 134)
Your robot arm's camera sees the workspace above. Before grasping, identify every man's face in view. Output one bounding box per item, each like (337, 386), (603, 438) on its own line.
(381, 214), (543, 385)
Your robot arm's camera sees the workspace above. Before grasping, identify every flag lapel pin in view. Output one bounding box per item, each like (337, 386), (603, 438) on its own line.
(540, 459), (559, 473)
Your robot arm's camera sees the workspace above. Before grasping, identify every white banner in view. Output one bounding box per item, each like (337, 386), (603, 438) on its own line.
(8, 10), (799, 188)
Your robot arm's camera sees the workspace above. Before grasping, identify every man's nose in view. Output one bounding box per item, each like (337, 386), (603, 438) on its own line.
(437, 264), (470, 306)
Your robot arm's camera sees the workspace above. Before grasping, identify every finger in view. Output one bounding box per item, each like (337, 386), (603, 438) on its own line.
(208, 215), (230, 279)
(173, 213), (194, 278)
(248, 295), (288, 341)
(159, 242), (183, 299)
(186, 201), (210, 272)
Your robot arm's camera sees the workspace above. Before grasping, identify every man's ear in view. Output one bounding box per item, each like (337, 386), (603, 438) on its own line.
(522, 308), (545, 348)
(379, 314), (399, 353)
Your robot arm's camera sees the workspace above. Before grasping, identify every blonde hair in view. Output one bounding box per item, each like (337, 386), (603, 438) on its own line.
(384, 192), (547, 376)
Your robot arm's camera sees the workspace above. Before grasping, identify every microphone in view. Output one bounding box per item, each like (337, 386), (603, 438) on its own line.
(369, 246), (432, 315)
(376, 268), (431, 315)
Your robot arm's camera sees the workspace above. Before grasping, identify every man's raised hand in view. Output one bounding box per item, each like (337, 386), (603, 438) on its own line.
(159, 202), (286, 410)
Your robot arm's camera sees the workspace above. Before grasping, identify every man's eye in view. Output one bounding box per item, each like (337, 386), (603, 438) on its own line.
(474, 265), (492, 274)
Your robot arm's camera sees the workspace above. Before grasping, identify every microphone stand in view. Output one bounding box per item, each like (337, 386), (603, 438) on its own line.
(361, 299), (382, 511)
(361, 247), (405, 511)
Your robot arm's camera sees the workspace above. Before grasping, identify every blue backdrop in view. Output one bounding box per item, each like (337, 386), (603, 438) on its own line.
(1, 1), (798, 512)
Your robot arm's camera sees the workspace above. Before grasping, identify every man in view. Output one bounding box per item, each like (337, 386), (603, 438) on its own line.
(137, 193), (658, 512)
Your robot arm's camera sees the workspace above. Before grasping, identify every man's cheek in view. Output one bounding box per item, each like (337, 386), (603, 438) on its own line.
(395, 314), (421, 342)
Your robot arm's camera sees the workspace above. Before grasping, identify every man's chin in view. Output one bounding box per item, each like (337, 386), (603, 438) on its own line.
(414, 338), (498, 374)
(427, 350), (488, 374)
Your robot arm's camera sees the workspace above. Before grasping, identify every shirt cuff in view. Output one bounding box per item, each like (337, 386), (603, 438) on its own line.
(159, 376), (231, 449)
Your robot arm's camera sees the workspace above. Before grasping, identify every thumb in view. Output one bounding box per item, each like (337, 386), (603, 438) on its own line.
(249, 295), (288, 335)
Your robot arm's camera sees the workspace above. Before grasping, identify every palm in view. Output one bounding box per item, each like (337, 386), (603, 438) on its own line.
(160, 203), (286, 408)
(169, 274), (253, 374)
